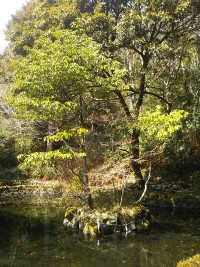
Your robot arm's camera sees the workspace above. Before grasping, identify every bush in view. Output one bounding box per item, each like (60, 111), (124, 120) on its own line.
(0, 167), (22, 180)
(0, 133), (22, 180)
(154, 113), (200, 183)
(0, 134), (18, 168)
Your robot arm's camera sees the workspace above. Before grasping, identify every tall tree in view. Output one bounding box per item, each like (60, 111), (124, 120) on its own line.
(12, 30), (126, 206)
(6, 0), (200, 186)
(6, 0), (80, 56)
(74, 0), (200, 185)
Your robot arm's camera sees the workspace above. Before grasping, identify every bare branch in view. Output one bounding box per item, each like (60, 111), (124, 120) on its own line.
(135, 160), (151, 204)
(144, 90), (172, 109)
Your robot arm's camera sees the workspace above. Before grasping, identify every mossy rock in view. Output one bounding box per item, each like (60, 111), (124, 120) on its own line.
(63, 205), (151, 237)
(83, 223), (100, 237)
(177, 254), (200, 267)
(98, 215), (123, 235)
(63, 207), (79, 229)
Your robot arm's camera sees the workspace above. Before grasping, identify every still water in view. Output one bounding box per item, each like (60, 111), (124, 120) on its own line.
(0, 205), (199, 267)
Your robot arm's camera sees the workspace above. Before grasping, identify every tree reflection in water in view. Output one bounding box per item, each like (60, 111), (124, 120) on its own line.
(0, 206), (199, 267)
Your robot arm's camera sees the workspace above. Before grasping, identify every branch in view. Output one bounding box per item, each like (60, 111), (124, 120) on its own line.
(135, 160), (151, 204)
(149, 20), (159, 43)
(144, 90), (172, 110)
(118, 148), (130, 155)
(121, 42), (143, 56)
(128, 85), (140, 95)
(114, 90), (133, 120)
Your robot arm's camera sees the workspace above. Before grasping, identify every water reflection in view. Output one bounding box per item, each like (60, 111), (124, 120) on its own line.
(0, 205), (199, 267)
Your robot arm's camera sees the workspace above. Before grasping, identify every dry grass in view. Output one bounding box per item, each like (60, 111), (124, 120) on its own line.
(89, 159), (136, 192)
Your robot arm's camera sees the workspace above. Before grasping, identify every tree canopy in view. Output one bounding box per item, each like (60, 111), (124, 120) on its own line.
(1, 0), (199, 192)
(12, 30), (126, 170)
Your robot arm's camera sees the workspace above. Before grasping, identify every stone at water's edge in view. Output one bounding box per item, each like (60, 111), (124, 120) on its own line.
(63, 205), (152, 238)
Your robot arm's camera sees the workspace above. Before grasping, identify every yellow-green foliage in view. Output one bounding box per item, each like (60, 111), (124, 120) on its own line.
(45, 128), (88, 143)
(177, 254), (200, 267)
(136, 105), (188, 141)
(13, 29), (126, 175)
(69, 176), (84, 192)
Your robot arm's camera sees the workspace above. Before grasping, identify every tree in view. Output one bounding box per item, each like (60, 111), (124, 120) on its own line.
(12, 29), (126, 207)
(73, 0), (200, 186)
(6, 0), (200, 187)
(6, 0), (81, 56)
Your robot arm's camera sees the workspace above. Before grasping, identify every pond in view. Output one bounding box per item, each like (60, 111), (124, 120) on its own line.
(0, 205), (199, 267)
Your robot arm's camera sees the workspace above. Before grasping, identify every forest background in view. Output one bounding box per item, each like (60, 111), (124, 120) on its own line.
(0, 0), (199, 207)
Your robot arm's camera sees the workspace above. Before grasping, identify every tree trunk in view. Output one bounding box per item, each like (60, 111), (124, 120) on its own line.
(81, 137), (94, 209)
(130, 129), (144, 187)
(79, 92), (94, 209)
(114, 90), (144, 187)
(130, 55), (149, 187)
(83, 154), (94, 209)
(46, 120), (57, 152)
(114, 54), (149, 188)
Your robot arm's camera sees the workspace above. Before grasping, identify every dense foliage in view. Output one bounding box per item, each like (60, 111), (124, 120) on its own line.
(0, 0), (199, 198)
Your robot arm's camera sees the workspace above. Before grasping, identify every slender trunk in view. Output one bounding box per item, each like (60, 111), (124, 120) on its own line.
(130, 129), (144, 187)
(131, 55), (149, 187)
(115, 90), (144, 187)
(47, 120), (57, 152)
(82, 150), (94, 209)
(136, 160), (151, 203)
(81, 136), (94, 209)
(79, 93), (94, 209)
(114, 54), (149, 188)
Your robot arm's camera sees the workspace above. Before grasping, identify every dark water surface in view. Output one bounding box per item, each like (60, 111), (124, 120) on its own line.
(0, 205), (199, 267)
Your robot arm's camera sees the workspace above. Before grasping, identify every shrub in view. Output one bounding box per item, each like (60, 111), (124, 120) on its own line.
(153, 112), (200, 183)
(0, 134), (18, 169)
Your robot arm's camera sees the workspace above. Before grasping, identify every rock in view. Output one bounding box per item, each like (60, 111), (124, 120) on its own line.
(124, 222), (136, 232)
(83, 223), (100, 237)
(136, 218), (150, 231)
(63, 205), (151, 238)
(98, 216), (123, 235)
(63, 208), (79, 229)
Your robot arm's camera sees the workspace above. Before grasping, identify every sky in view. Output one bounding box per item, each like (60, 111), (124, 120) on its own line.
(0, 0), (28, 53)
